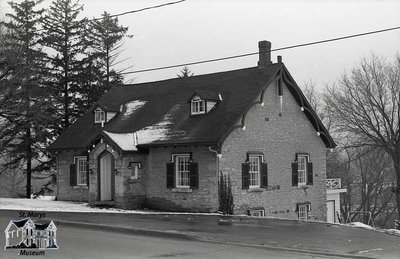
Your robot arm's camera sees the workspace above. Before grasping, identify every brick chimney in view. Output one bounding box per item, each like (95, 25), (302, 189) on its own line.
(258, 40), (272, 69)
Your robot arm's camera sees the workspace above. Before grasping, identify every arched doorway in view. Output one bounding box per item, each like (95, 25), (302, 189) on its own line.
(98, 152), (114, 201)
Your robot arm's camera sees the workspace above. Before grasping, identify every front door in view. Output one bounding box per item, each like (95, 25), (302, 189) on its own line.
(99, 152), (113, 201)
(327, 200), (335, 223)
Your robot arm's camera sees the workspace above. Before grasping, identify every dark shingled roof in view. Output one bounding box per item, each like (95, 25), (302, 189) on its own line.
(34, 222), (50, 230)
(12, 218), (30, 228)
(48, 63), (335, 151)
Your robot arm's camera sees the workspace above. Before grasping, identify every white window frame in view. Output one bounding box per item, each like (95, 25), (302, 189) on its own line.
(249, 209), (265, 217)
(249, 154), (263, 188)
(297, 154), (309, 186)
(129, 162), (140, 180)
(172, 154), (191, 188)
(298, 203), (311, 221)
(74, 156), (87, 186)
(191, 98), (206, 115)
(94, 108), (105, 123)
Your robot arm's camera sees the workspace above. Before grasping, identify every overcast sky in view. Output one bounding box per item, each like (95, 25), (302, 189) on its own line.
(2, 0), (400, 88)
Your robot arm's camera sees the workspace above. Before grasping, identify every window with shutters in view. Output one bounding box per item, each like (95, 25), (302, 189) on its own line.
(242, 153), (268, 190)
(297, 203), (311, 221)
(173, 154), (191, 188)
(297, 155), (308, 185)
(74, 157), (87, 186)
(249, 155), (262, 188)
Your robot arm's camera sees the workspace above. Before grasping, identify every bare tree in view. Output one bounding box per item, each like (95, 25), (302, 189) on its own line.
(325, 54), (400, 221)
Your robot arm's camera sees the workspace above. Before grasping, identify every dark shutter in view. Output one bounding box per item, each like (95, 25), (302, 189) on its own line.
(242, 163), (250, 189)
(295, 203), (299, 212)
(292, 162), (298, 186)
(166, 162), (175, 189)
(190, 162), (199, 189)
(70, 163), (77, 186)
(307, 162), (313, 185)
(86, 159), (90, 186)
(260, 163), (268, 188)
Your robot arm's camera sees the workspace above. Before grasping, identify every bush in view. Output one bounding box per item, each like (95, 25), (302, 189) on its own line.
(218, 173), (234, 215)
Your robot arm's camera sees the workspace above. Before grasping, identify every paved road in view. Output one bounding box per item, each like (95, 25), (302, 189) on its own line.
(1, 210), (399, 258)
(1, 218), (346, 259)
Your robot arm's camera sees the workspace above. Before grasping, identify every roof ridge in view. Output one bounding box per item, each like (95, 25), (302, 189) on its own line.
(121, 65), (277, 87)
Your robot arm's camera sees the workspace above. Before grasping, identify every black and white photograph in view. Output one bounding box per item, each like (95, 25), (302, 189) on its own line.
(0, 0), (400, 258)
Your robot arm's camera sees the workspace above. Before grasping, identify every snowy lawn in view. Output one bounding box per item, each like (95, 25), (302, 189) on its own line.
(0, 197), (219, 215)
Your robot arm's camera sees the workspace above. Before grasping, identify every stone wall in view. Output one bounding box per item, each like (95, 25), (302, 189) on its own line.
(56, 150), (89, 202)
(146, 146), (218, 212)
(221, 80), (327, 220)
(88, 143), (146, 209)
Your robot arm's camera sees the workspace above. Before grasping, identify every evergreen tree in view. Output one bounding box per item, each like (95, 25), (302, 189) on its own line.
(84, 11), (128, 107)
(0, 0), (52, 198)
(218, 172), (234, 215)
(42, 0), (88, 134)
(177, 66), (194, 78)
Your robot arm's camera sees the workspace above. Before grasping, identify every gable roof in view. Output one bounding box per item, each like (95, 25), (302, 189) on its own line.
(189, 89), (221, 102)
(48, 63), (335, 151)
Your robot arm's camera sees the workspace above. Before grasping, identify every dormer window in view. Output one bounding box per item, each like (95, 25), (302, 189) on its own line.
(94, 108), (105, 123)
(191, 97), (205, 115)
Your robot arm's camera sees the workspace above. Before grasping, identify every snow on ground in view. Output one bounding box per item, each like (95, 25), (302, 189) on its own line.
(381, 228), (400, 236)
(0, 198), (219, 215)
(345, 222), (375, 230)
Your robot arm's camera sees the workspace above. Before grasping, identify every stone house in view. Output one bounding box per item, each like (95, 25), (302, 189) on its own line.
(48, 40), (336, 220)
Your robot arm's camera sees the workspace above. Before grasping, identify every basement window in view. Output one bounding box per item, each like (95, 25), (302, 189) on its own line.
(249, 208), (265, 217)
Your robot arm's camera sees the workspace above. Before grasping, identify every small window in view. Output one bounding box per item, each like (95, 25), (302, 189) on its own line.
(298, 203), (311, 221)
(74, 157), (87, 186)
(129, 162), (141, 180)
(297, 155), (309, 186)
(249, 209), (265, 217)
(94, 108), (105, 123)
(173, 154), (191, 188)
(249, 155), (262, 188)
(191, 98), (205, 115)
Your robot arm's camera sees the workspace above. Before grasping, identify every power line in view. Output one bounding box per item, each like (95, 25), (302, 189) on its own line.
(31, 0), (186, 32)
(121, 25), (400, 75)
(91, 0), (186, 21)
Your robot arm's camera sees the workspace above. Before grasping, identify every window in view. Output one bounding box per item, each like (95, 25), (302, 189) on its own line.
(75, 157), (87, 186)
(297, 203), (311, 221)
(191, 98), (205, 115)
(297, 155), (308, 185)
(174, 154), (191, 188)
(249, 155), (261, 188)
(242, 153), (268, 189)
(292, 154), (313, 187)
(129, 162), (140, 180)
(166, 154), (198, 189)
(94, 108), (105, 123)
(249, 209), (265, 217)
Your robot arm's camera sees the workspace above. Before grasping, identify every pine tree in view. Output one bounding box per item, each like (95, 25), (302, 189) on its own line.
(41, 0), (88, 135)
(0, 0), (52, 198)
(84, 11), (128, 107)
(177, 66), (194, 78)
